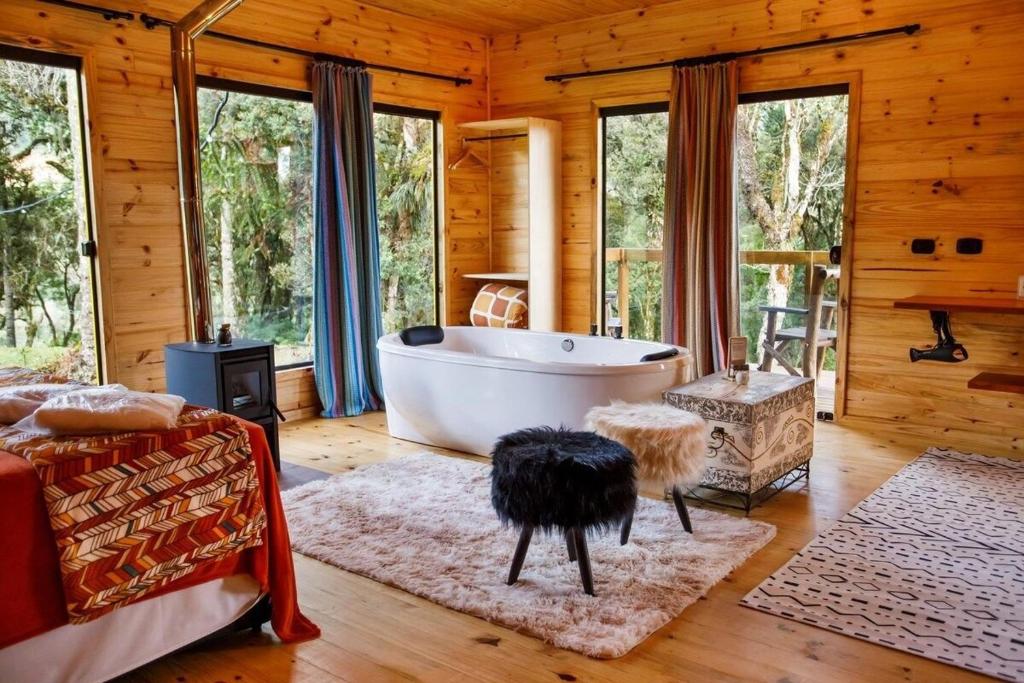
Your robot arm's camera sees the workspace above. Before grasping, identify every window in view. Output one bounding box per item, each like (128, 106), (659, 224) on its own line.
(735, 86), (849, 410)
(599, 103), (669, 341)
(197, 78), (314, 368)
(373, 105), (439, 333)
(0, 46), (101, 383)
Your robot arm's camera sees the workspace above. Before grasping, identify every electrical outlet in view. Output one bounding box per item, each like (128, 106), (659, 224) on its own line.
(1018, 275), (1024, 299)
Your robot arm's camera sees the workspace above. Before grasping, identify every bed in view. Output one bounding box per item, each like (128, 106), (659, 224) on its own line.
(0, 369), (319, 683)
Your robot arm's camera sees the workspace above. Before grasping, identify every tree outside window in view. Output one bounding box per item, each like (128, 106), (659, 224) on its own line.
(0, 54), (98, 382)
(198, 87), (314, 367)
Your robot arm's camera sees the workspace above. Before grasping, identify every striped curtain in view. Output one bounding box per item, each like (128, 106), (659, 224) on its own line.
(311, 61), (385, 417)
(661, 61), (740, 377)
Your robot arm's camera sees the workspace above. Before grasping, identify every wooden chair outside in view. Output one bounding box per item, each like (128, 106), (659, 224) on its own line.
(758, 265), (839, 380)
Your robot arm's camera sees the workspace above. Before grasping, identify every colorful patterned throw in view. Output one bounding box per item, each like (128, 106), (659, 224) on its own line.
(0, 372), (266, 623)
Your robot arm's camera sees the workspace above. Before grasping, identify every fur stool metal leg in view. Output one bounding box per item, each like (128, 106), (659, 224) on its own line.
(619, 508), (634, 545)
(671, 486), (693, 533)
(570, 528), (595, 596)
(507, 524), (535, 585)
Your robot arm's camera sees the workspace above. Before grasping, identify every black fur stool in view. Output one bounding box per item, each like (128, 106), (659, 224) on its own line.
(490, 427), (637, 596)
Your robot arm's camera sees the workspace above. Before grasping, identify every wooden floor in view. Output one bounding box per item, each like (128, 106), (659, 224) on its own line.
(124, 413), (996, 683)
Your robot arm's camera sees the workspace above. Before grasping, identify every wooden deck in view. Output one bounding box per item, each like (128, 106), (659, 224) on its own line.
(766, 367), (836, 415)
(116, 412), (997, 683)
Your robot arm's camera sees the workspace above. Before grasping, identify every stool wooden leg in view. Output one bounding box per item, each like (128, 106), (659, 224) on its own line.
(565, 529), (577, 562)
(507, 525), (534, 585)
(671, 486), (693, 534)
(572, 527), (595, 596)
(619, 507), (634, 545)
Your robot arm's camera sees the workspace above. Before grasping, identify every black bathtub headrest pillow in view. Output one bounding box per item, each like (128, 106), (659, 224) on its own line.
(639, 347), (680, 362)
(399, 325), (445, 346)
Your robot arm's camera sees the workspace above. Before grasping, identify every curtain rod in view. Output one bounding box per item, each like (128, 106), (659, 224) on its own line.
(38, 0), (133, 20)
(545, 24), (921, 83)
(35, 0), (473, 86)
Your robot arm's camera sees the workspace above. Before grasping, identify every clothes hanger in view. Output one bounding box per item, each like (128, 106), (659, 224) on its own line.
(449, 138), (489, 170)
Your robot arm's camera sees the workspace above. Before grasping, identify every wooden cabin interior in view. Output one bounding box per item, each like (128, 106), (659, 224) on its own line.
(0, 0), (1021, 681)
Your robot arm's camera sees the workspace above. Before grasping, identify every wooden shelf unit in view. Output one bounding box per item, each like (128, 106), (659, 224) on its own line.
(893, 295), (1024, 314)
(454, 117), (562, 331)
(967, 372), (1024, 395)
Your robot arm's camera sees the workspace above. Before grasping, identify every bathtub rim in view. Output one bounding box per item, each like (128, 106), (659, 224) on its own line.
(377, 328), (692, 377)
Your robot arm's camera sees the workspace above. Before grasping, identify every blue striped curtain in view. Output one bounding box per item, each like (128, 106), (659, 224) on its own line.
(311, 61), (385, 417)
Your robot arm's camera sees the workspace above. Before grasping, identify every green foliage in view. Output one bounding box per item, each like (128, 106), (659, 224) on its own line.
(604, 112), (668, 341)
(199, 88), (314, 363)
(373, 112), (435, 333)
(0, 57), (95, 382)
(198, 93), (437, 361)
(736, 95), (848, 368)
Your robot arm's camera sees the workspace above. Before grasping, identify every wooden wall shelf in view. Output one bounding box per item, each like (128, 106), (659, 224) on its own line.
(463, 272), (529, 282)
(967, 372), (1024, 395)
(894, 295), (1024, 314)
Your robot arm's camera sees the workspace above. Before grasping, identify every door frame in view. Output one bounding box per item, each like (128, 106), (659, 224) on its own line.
(738, 70), (863, 420)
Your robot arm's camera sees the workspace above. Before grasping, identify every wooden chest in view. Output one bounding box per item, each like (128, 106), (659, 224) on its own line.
(664, 371), (814, 499)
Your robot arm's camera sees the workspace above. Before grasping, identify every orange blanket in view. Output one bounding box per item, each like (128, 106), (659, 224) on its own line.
(0, 415), (319, 647)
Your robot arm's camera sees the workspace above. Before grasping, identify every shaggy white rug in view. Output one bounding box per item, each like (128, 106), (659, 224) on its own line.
(281, 452), (776, 658)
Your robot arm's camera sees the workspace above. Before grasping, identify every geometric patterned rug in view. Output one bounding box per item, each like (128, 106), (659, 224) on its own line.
(743, 447), (1024, 682)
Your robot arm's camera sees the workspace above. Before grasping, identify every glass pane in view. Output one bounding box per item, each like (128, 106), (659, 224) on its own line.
(373, 111), (436, 333)
(602, 110), (668, 341)
(735, 94), (848, 375)
(0, 56), (98, 382)
(198, 88), (314, 367)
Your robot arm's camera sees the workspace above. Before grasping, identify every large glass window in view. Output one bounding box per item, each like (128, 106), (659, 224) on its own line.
(0, 46), (100, 382)
(600, 103), (669, 341)
(198, 79), (313, 367)
(373, 105), (438, 333)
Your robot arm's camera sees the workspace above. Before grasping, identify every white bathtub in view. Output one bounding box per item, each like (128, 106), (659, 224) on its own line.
(377, 326), (692, 456)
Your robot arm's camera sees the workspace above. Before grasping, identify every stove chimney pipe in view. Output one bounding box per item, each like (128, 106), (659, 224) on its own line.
(171, 0), (243, 342)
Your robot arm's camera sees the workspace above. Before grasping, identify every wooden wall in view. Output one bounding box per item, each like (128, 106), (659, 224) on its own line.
(489, 0), (1024, 454)
(1, 0), (489, 419)
(490, 135), (530, 273)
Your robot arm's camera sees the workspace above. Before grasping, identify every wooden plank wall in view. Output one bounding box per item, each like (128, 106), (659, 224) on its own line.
(489, 135), (530, 273)
(1, 0), (489, 420)
(489, 0), (1024, 454)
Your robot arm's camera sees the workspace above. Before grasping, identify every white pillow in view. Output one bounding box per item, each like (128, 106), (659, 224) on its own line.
(14, 385), (186, 435)
(0, 383), (80, 424)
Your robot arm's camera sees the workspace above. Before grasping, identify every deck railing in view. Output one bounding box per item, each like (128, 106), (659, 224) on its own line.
(604, 248), (832, 337)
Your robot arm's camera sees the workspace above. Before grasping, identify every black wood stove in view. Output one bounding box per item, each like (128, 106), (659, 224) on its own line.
(165, 339), (283, 470)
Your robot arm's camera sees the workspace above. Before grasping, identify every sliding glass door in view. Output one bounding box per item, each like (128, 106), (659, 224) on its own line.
(0, 46), (101, 382)
(599, 103), (669, 341)
(735, 85), (850, 413)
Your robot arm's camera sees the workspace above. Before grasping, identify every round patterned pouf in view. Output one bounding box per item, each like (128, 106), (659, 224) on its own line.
(585, 401), (707, 540)
(490, 427), (637, 596)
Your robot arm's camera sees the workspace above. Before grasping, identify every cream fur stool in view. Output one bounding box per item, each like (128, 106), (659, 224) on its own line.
(585, 401), (708, 541)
